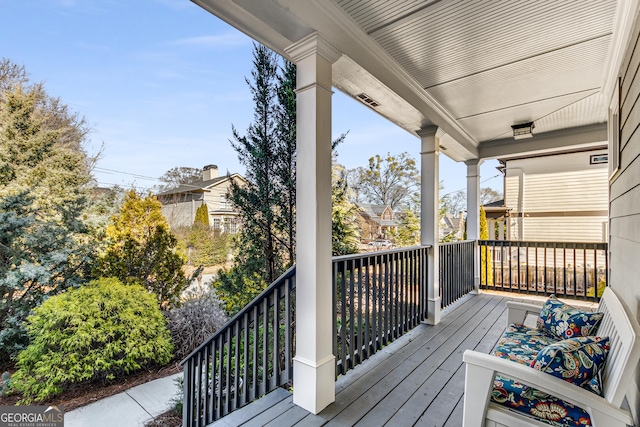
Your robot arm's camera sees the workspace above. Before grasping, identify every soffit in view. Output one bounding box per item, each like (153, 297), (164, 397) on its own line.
(336, 0), (616, 152)
(193, 0), (620, 161)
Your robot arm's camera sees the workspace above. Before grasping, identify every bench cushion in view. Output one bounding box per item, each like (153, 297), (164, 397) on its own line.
(492, 375), (592, 427)
(537, 296), (603, 340)
(493, 324), (557, 365)
(489, 327), (609, 425)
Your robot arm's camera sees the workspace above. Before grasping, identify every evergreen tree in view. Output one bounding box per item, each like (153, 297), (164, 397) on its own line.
(332, 162), (360, 255)
(216, 46), (348, 314)
(0, 82), (95, 362)
(194, 203), (209, 227)
(479, 206), (493, 285)
(392, 209), (421, 247)
(227, 44), (281, 284)
(95, 190), (194, 308)
(274, 59), (297, 265)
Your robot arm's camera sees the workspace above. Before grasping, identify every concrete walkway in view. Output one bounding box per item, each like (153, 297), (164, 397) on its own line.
(65, 373), (182, 427)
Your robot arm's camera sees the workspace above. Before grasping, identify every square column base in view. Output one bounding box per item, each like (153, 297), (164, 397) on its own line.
(293, 354), (336, 414)
(426, 297), (442, 325)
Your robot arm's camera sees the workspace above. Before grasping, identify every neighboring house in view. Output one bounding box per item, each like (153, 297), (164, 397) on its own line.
(501, 148), (609, 243)
(157, 164), (246, 232)
(440, 212), (465, 241)
(355, 203), (399, 241)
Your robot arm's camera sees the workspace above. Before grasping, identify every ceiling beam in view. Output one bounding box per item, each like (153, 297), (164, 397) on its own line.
(478, 123), (607, 160)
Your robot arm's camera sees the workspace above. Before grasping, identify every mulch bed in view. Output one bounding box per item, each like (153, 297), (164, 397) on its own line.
(0, 363), (182, 412)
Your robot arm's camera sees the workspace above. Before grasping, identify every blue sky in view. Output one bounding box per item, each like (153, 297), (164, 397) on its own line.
(1, 0), (502, 197)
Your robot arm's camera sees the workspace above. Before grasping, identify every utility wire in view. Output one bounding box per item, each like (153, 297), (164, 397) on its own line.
(441, 174), (501, 198)
(94, 167), (160, 182)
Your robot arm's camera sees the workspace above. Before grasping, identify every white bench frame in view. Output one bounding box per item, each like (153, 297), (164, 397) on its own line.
(462, 288), (640, 427)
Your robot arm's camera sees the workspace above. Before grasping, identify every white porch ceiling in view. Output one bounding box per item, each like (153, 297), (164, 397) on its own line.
(193, 0), (623, 161)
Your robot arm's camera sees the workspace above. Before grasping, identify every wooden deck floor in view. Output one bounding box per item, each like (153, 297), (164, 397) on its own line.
(209, 292), (595, 427)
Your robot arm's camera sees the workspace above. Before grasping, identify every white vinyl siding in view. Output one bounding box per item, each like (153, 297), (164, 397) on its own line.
(519, 169), (608, 212)
(519, 217), (607, 242)
(504, 150), (608, 242)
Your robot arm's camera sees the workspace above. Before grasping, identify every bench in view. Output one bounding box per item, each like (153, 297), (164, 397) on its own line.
(462, 288), (640, 427)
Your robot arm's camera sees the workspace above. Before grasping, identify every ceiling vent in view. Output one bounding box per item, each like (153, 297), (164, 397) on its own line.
(356, 93), (380, 108)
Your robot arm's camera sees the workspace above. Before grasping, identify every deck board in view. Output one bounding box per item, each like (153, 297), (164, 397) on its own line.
(208, 293), (547, 427)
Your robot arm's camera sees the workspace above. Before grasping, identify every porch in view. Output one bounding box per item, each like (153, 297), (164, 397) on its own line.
(182, 0), (640, 422)
(182, 242), (605, 426)
(208, 291), (596, 427)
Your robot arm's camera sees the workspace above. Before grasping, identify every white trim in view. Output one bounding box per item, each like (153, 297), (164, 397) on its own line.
(602, 0), (640, 101)
(609, 78), (621, 181)
(285, 32), (341, 64)
(285, 0), (479, 156)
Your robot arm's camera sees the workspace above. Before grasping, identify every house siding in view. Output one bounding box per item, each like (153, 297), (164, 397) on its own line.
(504, 150), (608, 242)
(610, 12), (640, 423)
(159, 175), (242, 229)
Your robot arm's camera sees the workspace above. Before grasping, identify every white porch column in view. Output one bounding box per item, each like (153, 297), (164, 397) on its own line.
(418, 126), (441, 325)
(466, 159), (482, 292)
(285, 33), (340, 415)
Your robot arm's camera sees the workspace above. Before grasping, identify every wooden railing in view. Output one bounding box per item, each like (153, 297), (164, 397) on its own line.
(478, 240), (608, 302)
(439, 240), (476, 308)
(333, 246), (429, 376)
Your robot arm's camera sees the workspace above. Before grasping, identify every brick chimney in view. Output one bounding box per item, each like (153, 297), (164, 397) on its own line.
(202, 164), (218, 181)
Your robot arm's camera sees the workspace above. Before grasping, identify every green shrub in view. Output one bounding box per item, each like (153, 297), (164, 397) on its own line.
(12, 277), (173, 403)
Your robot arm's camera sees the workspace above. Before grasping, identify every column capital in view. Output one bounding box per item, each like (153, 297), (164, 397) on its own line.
(464, 158), (482, 167)
(416, 125), (439, 138)
(285, 32), (341, 64)
(466, 159), (483, 177)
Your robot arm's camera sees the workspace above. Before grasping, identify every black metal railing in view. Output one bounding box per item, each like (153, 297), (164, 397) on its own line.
(478, 240), (608, 301)
(439, 240), (476, 308)
(181, 246), (434, 426)
(181, 266), (296, 427)
(332, 246), (429, 377)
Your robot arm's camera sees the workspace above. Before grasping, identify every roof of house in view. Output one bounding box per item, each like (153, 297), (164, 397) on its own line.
(358, 204), (388, 218)
(357, 203), (399, 227)
(483, 199), (505, 208)
(157, 174), (242, 197)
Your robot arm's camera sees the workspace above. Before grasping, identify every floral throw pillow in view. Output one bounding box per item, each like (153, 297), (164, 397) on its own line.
(531, 336), (609, 387)
(537, 296), (603, 340)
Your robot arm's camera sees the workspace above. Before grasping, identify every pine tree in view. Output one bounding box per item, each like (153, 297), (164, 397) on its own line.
(332, 163), (360, 255)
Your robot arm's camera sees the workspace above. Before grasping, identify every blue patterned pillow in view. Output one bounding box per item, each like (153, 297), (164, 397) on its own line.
(531, 336), (609, 387)
(537, 296), (603, 340)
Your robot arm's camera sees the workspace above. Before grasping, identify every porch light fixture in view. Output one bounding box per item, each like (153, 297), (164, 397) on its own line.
(511, 122), (534, 140)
